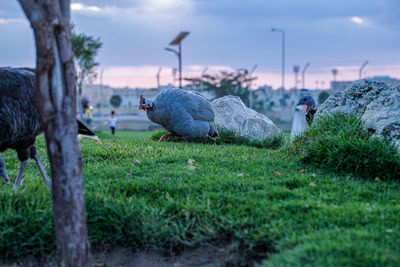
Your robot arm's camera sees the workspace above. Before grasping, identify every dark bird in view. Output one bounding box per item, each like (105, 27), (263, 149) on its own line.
(139, 89), (219, 141)
(297, 95), (317, 126)
(0, 67), (95, 188)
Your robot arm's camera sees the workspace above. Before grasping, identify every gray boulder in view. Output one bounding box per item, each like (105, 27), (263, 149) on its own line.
(316, 79), (400, 150)
(211, 95), (281, 141)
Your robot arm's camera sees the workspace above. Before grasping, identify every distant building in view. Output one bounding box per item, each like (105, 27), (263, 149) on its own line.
(330, 81), (353, 93)
(81, 84), (169, 109)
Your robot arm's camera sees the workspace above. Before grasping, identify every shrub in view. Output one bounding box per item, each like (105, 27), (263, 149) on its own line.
(110, 94), (122, 108)
(150, 126), (284, 149)
(318, 91), (330, 104)
(289, 113), (400, 180)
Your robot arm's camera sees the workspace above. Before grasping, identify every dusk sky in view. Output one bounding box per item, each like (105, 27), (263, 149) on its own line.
(0, 0), (399, 89)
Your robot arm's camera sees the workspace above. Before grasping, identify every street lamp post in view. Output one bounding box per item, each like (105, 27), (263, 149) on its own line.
(156, 67), (162, 89)
(301, 62), (310, 89)
(200, 66), (208, 91)
(293, 65), (300, 89)
(165, 31), (190, 88)
(359, 61), (369, 80)
(248, 64), (258, 109)
(271, 28), (285, 89)
(331, 68), (338, 82)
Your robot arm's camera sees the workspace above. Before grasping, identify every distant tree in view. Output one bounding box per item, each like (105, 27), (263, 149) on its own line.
(279, 98), (287, 107)
(185, 69), (257, 106)
(110, 94), (122, 108)
(318, 91), (330, 104)
(253, 100), (265, 113)
(269, 101), (275, 111)
(71, 25), (102, 97)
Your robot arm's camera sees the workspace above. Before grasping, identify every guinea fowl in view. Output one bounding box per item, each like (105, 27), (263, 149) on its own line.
(0, 67), (95, 188)
(139, 89), (219, 141)
(297, 95), (317, 126)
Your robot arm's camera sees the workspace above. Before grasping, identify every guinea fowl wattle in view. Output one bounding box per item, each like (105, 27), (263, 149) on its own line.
(0, 67), (96, 188)
(139, 89), (219, 141)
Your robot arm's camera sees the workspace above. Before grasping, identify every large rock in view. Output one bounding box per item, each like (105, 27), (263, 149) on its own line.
(211, 95), (281, 141)
(316, 79), (400, 150)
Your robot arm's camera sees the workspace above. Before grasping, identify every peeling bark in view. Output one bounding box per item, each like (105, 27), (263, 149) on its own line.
(18, 1), (90, 266)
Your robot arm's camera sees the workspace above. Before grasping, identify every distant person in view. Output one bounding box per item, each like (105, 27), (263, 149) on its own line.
(85, 106), (93, 128)
(108, 110), (117, 135)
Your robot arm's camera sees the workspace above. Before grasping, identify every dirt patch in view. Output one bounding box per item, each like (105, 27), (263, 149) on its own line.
(0, 243), (231, 267)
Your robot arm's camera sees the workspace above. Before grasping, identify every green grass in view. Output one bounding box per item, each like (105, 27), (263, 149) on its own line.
(95, 130), (153, 140)
(289, 113), (400, 181)
(0, 129), (399, 266)
(150, 127), (285, 149)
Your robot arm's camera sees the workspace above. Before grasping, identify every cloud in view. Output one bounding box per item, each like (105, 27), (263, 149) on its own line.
(350, 16), (364, 24)
(70, 0), (193, 22)
(0, 18), (25, 24)
(71, 3), (101, 12)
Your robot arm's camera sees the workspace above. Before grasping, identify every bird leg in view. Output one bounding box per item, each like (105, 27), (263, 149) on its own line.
(207, 135), (218, 145)
(31, 147), (52, 189)
(13, 160), (28, 189)
(159, 133), (177, 142)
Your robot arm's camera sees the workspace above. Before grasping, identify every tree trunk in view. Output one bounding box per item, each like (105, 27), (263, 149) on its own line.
(18, 1), (90, 266)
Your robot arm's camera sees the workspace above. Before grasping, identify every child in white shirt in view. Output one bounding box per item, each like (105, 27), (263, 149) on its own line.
(108, 110), (117, 135)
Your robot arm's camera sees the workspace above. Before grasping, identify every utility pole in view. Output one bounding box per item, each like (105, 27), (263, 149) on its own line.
(331, 68), (338, 91)
(248, 64), (258, 109)
(271, 28), (285, 89)
(301, 62), (310, 89)
(172, 68), (178, 87)
(200, 66), (208, 91)
(293, 65), (300, 89)
(156, 67), (162, 89)
(332, 68), (338, 82)
(359, 61), (369, 80)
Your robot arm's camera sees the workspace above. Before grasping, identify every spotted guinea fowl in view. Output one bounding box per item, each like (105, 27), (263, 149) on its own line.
(139, 89), (219, 141)
(297, 95), (317, 126)
(0, 67), (95, 188)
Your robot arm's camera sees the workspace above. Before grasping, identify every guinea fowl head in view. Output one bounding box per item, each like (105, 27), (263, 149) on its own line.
(139, 95), (153, 111)
(297, 95), (315, 114)
(0, 158), (10, 182)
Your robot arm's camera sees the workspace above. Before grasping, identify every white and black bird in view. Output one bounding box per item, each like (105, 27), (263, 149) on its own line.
(139, 89), (219, 141)
(297, 95), (317, 126)
(0, 67), (95, 188)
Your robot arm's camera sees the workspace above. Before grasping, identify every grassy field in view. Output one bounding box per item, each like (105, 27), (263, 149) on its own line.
(0, 129), (399, 266)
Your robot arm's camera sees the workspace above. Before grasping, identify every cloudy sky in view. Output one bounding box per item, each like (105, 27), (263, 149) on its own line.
(0, 0), (399, 89)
